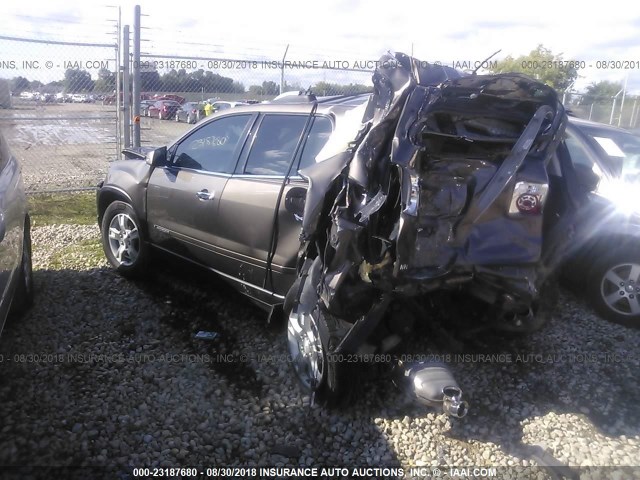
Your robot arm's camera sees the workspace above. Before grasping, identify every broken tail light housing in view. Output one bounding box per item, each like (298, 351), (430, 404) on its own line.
(509, 181), (548, 215)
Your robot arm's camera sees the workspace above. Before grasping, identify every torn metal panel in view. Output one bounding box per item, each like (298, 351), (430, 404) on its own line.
(300, 51), (568, 349)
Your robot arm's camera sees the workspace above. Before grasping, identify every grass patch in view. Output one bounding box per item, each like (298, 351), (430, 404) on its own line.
(48, 238), (107, 270)
(28, 191), (96, 226)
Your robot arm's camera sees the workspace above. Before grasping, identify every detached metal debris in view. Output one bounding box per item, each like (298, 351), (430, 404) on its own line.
(287, 52), (568, 409)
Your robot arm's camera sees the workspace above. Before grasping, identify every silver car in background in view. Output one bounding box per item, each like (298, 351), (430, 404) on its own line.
(0, 130), (33, 334)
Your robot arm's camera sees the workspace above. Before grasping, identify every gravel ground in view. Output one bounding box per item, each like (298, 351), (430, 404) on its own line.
(0, 224), (639, 479)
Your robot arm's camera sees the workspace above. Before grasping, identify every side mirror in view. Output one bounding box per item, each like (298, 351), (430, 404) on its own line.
(145, 146), (167, 167)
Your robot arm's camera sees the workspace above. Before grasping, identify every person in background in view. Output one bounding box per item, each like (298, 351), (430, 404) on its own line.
(204, 101), (213, 116)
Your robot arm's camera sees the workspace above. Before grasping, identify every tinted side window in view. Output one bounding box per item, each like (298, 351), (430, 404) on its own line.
(244, 115), (308, 175)
(299, 116), (332, 171)
(172, 115), (251, 173)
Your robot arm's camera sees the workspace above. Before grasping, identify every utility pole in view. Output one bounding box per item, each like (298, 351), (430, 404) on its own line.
(610, 88), (623, 125)
(108, 5), (121, 158)
(618, 74), (628, 127)
(280, 44), (289, 95)
(123, 25), (131, 149)
(630, 98), (638, 129)
(132, 5), (141, 147)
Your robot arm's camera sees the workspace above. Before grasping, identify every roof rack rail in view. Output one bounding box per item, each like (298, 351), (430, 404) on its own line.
(270, 90), (317, 103)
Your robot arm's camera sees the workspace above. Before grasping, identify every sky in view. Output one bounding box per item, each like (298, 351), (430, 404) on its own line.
(1, 0), (639, 95)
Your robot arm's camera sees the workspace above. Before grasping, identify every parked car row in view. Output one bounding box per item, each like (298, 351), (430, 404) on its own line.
(17, 91), (104, 103)
(143, 100), (251, 122)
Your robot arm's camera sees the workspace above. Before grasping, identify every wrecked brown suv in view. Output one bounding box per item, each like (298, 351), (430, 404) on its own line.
(99, 52), (582, 412)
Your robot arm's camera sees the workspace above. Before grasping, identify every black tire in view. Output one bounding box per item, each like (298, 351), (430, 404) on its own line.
(11, 217), (34, 315)
(588, 250), (640, 328)
(101, 201), (148, 278)
(286, 259), (354, 408)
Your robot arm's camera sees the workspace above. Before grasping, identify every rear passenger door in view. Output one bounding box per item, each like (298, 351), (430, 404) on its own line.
(216, 113), (332, 294)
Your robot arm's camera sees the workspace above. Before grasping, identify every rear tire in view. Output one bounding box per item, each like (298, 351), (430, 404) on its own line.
(101, 202), (148, 278)
(588, 250), (640, 328)
(11, 217), (34, 315)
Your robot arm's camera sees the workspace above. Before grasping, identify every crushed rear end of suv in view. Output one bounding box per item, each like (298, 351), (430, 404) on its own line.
(286, 52), (568, 408)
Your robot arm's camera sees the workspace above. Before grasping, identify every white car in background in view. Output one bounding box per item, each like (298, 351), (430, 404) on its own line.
(206, 100), (249, 111)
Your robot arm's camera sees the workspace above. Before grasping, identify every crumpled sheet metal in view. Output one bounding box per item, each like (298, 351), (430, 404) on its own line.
(302, 51), (567, 319)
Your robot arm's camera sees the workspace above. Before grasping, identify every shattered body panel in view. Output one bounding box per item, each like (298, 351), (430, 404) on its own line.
(300, 53), (567, 341)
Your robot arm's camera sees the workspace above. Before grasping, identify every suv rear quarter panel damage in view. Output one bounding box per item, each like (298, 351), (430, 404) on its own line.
(301, 52), (567, 335)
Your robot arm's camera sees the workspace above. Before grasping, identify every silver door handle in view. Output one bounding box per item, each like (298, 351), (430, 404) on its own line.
(196, 189), (215, 200)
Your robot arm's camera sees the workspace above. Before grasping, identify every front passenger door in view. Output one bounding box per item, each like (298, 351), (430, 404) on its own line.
(146, 113), (255, 268)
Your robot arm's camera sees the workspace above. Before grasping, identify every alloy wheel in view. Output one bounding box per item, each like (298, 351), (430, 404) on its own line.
(107, 213), (140, 267)
(600, 262), (640, 316)
(287, 307), (325, 391)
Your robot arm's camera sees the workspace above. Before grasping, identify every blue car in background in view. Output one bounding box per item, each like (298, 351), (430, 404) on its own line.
(559, 117), (640, 327)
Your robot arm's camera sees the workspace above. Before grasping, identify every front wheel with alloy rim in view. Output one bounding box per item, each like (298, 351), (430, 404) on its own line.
(101, 201), (148, 278)
(286, 264), (354, 407)
(589, 250), (640, 328)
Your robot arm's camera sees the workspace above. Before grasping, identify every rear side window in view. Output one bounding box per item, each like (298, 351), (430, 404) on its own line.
(298, 116), (332, 171)
(172, 114), (252, 173)
(244, 115), (308, 175)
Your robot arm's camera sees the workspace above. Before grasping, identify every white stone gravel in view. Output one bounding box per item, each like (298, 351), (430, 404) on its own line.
(0, 224), (638, 479)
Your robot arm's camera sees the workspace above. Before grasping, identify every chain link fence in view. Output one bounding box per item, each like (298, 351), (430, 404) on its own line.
(564, 92), (639, 128)
(134, 35), (376, 148)
(3, 9), (639, 193)
(0, 32), (118, 193)
(134, 60), (375, 146)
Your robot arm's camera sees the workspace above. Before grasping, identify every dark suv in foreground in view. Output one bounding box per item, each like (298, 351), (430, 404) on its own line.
(98, 54), (639, 408)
